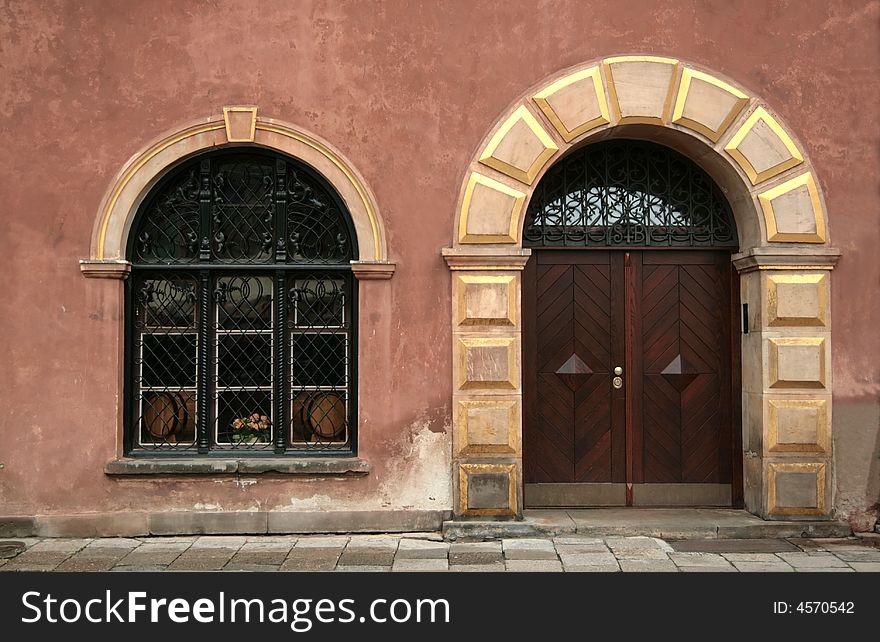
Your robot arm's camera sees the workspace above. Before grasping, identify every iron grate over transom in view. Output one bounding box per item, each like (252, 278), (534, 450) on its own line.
(523, 140), (738, 248)
(126, 150), (357, 457)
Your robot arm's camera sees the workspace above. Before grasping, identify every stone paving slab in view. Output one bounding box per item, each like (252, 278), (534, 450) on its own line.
(720, 553), (781, 562)
(776, 552), (849, 568)
(295, 537), (350, 548)
(668, 553), (733, 568)
(564, 564), (621, 573)
(558, 553), (618, 566)
(396, 539), (449, 559)
(505, 560), (563, 572)
(337, 548), (396, 567)
(502, 538), (557, 560)
(731, 561), (794, 572)
(392, 559), (449, 572)
(449, 563), (506, 572)
(669, 538), (799, 553)
(848, 562), (880, 572)
(830, 549), (880, 562)
(281, 548), (342, 571)
(449, 541), (503, 565)
(618, 560), (678, 572)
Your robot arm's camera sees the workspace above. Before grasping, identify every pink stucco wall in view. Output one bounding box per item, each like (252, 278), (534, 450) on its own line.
(0, 0), (877, 528)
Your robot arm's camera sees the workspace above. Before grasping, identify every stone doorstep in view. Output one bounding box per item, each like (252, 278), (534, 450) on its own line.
(847, 562), (880, 572)
(795, 567), (855, 572)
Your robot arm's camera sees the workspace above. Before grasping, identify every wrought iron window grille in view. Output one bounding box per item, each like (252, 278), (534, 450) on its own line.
(126, 151), (357, 456)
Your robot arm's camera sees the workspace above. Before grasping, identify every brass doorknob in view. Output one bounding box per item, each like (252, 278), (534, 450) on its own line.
(614, 366), (623, 375)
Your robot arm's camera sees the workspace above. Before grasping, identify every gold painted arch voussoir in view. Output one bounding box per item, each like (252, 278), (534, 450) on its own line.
(531, 66), (610, 142)
(478, 105), (559, 185)
(671, 67), (749, 142)
(603, 55), (680, 125)
(87, 110), (389, 268)
(725, 106), (804, 185)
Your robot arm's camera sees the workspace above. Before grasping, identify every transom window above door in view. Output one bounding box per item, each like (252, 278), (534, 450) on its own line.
(523, 140), (738, 248)
(126, 150), (358, 456)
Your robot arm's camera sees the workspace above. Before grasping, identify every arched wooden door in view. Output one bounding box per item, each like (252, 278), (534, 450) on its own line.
(521, 141), (742, 507)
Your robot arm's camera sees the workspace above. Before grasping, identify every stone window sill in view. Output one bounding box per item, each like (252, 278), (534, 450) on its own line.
(105, 458), (370, 477)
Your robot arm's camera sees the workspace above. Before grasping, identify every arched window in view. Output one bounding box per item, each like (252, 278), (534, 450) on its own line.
(523, 140), (737, 248)
(126, 150), (357, 456)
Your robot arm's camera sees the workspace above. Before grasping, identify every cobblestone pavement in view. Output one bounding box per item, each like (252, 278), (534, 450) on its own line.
(1, 535), (878, 572)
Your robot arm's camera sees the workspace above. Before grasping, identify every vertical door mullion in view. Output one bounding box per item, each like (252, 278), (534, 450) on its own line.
(274, 270), (287, 454)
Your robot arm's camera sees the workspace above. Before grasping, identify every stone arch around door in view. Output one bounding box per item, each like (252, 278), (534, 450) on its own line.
(442, 56), (840, 521)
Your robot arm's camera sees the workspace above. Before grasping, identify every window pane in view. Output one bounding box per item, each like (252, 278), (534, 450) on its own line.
(291, 333), (346, 387)
(291, 391), (347, 444)
(211, 158), (275, 263)
(139, 391), (196, 447)
(216, 275), (273, 330)
(217, 334), (272, 387)
(215, 390), (273, 447)
(290, 275), (345, 327)
(141, 334), (198, 388)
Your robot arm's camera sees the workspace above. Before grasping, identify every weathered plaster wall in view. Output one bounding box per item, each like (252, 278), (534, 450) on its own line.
(0, 0), (877, 528)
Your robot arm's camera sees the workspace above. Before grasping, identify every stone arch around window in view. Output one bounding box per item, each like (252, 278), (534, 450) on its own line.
(81, 108), (394, 280)
(443, 56), (839, 521)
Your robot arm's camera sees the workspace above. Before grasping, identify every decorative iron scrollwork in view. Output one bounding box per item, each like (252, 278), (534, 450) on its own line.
(523, 140), (738, 248)
(131, 152), (355, 264)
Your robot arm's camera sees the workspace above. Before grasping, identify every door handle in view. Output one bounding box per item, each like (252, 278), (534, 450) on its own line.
(612, 366), (623, 389)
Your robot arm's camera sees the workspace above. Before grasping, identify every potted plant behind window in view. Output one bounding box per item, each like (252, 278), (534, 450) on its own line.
(231, 413), (271, 444)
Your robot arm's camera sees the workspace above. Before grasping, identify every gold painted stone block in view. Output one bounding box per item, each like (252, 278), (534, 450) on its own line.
(766, 398), (829, 454)
(604, 56), (678, 124)
(223, 106), (258, 142)
(456, 398), (520, 455)
(758, 173), (826, 243)
(532, 66), (610, 142)
(478, 105), (558, 185)
(454, 274), (517, 327)
(767, 461), (827, 516)
(458, 462), (517, 516)
(671, 68), (748, 142)
(768, 337), (827, 389)
(725, 107), (804, 184)
(456, 337), (519, 391)
(458, 173), (525, 244)
(766, 273), (828, 327)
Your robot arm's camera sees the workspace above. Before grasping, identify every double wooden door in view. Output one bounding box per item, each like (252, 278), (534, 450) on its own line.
(523, 250), (739, 507)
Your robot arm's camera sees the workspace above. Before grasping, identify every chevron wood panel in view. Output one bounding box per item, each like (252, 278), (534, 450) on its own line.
(638, 252), (732, 484)
(524, 251), (624, 483)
